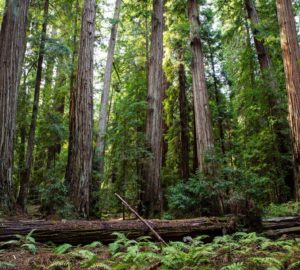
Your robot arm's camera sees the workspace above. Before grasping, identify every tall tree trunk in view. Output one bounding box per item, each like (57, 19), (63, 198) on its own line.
(66, 0), (80, 186)
(188, 0), (215, 174)
(276, 0), (300, 200)
(140, 0), (164, 218)
(178, 53), (189, 180)
(0, 0), (30, 212)
(17, 0), (49, 210)
(96, 0), (122, 179)
(66, 0), (95, 217)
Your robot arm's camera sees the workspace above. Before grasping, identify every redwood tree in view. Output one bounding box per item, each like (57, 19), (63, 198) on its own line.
(66, 0), (95, 217)
(276, 0), (300, 199)
(188, 0), (215, 174)
(140, 0), (164, 218)
(0, 0), (30, 211)
(17, 0), (49, 210)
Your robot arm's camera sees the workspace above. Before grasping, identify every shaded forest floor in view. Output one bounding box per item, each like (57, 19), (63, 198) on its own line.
(1, 202), (300, 269)
(1, 231), (300, 270)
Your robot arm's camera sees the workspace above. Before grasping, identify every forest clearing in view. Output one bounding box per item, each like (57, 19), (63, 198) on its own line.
(1, 0), (300, 269)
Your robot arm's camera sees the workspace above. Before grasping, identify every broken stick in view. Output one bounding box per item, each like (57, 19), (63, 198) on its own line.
(114, 193), (167, 245)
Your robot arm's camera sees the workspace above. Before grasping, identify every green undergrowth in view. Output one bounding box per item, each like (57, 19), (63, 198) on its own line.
(264, 201), (300, 218)
(1, 232), (300, 269)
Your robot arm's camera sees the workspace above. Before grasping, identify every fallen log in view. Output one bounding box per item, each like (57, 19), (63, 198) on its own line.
(0, 215), (299, 245)
(0, 217), (236, 245)
(262, 216), (300, 238)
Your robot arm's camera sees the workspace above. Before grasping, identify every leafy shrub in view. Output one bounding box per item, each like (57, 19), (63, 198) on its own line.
(38, 174), (77, 219)
(264, 201), (300, 218)
(167, 163), (268, 217)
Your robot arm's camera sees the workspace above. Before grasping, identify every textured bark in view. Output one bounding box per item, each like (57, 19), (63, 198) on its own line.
(178, 58), (190, 180)
(0, 0), (30, 212)
(96, 0), (122, 179)
(140, 0), (164, 218)
(276, 0), (300, 199)
(66, 0), (95, 217)
(1, 216), (300, 244)
(188, 0), (215, 174)
(17, 0), (49, 211)
(66, 0), (80, 186)
(0, 217), (237, 245)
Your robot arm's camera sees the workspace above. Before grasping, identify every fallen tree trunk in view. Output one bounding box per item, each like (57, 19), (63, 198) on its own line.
(0, 216), (299, 245)
(262, 216), (300, 238)
(0, 217), (236, 245)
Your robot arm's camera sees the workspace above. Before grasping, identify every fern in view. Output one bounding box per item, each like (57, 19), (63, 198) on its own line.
(89, 262), (112, 269)
(54, 243), (73, 254)
(21, 243), (37, 254)
(48, 260), (71, 269)
(288, 260), (300, 270)
(221, 262), (245, 270)
(0, 261), (16, 268)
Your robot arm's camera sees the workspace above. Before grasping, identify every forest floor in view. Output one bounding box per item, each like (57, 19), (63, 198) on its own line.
(1, 230), (300, 270)
(1, 202), (300, 269)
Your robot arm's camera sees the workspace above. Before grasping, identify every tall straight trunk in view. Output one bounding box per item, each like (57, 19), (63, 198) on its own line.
(66, 0), (80, 186)
(140, 0), (164, 218)
(66, 0), (95, 217)
(0, 0), (30, 212)
(96, 0), (122, 177)
(276, 0), (300, 200)
(188, 0), (215, 174)
(17, 0), (49, 210)
(178, 55), (189, 180)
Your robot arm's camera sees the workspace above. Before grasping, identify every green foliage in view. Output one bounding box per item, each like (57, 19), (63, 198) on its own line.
(102, 232), (300, 270)
(264, 201), (300, 217)
(54, 243), (73, 254)
(0, 230), (37, 254)
(38, 170), (77, 219)
(167, 159), (268, 217)
(0, 261), (16, 268)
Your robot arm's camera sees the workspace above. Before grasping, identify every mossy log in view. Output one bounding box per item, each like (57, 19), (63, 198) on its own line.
(0, 217), (236, 245)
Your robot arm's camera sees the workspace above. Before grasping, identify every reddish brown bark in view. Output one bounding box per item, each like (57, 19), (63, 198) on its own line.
(66, 0), (80, 186)
(140, 0), (164, 218)
(0, 0), (30, 211)
(276, 0), (300, 199)
(66, 0), (95, 217)
(188, 0), (215, 174)
(17, 0), (49, 210)
(0, 217), (237, 245)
